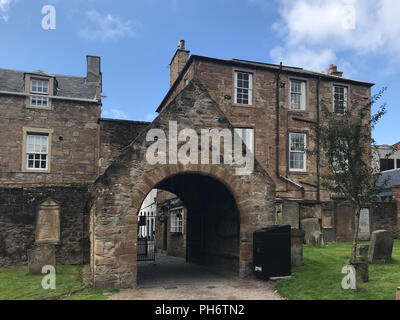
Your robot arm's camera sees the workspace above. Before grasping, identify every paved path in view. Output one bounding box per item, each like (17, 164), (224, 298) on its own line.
(109, 254), (283, 300)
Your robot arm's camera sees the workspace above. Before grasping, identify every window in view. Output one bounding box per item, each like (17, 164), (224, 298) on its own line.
(397, 159), (400, 169)
(234, 71), (253, 105)
(234, 128), (254, 153)
(380, 158), (394, 172)
(171, 207), (184, 234)
(290, 80), (306, 110)
(26, 133), (49, 170)
(289, 133), (306, 171)
(30, 79), (49, 107)
(334, 85), (347, 114)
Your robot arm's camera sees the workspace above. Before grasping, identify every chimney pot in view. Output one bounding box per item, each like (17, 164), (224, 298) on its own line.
(178, 40), (185, 50)
(327, 64), (342, 77)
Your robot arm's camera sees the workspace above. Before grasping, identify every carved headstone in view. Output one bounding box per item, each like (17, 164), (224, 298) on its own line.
(310, 230), (324, 247)
(282, 201), (299, 229)
(358, 208), (370, 241)
(35, 198), (60, 245)
(368, 230), (393, 264)
(291, 229), (305, 267)
(28, 244), (56, 274)
(356, 244), (369, 260)
(300, 218), (322, 244)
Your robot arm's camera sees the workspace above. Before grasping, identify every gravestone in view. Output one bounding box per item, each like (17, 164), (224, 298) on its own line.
(291, 229), (305, 267)
(358, 208), (370, 241)
(282, 201), (299, 229)
(368, 230), (393, 264)
(356, 244), (369, 260)
(300, 218), (322, 244)
(35, 198), (60, 245)
(310, 231), (324, 247)
(28, 244), (56, 275)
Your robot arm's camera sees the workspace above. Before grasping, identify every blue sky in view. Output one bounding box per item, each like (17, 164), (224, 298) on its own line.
(1, 0), (399, 144)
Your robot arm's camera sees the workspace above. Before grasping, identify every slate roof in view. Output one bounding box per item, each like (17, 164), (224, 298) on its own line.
(377, 169), (400, 188)
(0, 68), (99, 101)
(376, 169), (400, 197)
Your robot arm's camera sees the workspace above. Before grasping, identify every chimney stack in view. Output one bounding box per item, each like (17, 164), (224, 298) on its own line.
(327, 64), (343, 77)
(86, 55), (101, 83)
(169, 40), (190, 87)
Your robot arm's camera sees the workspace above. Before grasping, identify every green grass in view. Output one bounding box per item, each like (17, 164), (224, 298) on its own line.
(0, 265), (118, 300)
(276, 240), (400, 300)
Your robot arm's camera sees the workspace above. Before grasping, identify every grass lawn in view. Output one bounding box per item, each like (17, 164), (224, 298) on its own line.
(276, 240), (400, 300)
(0, 265), (118, 300)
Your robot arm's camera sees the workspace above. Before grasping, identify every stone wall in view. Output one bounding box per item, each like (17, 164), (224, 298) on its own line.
(0, 185), (91, 267)
(158, 56), (372, 203)
(370, 202), (398, 237)
(90, 79), (276, 288)
(99, 119), (150, 175)
(0, 95), (100, 185)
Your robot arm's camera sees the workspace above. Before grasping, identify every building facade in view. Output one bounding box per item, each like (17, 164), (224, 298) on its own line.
(2, 41), (395, 288)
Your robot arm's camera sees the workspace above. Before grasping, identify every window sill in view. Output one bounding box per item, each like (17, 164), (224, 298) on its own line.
(288, 170), (308, 175)
(25, 105), (52, 111)
(22, 169), (51, 174)
(231, 103), (256, 108)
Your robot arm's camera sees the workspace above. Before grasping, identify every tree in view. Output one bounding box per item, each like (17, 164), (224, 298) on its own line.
(312, 87), (387, 264)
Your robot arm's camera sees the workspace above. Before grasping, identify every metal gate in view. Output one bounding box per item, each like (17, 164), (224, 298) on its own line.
(137, 213), (156, 261)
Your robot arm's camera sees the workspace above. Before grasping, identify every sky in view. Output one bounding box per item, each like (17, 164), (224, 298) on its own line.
(1, 0), (399, 145)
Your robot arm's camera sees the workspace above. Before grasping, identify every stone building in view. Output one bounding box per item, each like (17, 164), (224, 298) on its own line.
(156, 190), (187, 259)
(1, 41), (395, 289)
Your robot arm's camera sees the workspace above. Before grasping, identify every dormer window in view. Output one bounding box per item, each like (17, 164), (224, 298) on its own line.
(30, 79), (49, 107)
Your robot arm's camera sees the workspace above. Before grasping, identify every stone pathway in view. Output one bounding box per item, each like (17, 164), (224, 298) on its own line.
(109, 254), (283, 300)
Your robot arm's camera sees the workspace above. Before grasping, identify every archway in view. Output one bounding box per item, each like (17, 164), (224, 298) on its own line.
(89, 79), (276, 288)
(136, 173), (241, 286)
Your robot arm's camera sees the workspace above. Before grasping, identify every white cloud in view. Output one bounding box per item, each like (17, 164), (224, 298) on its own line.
(270, 45), (335, 72)
(270, 0), (400, 72)
(0, 0), (14, 22)
(78, 10), (134, 41)
(102, 108), (128, 120)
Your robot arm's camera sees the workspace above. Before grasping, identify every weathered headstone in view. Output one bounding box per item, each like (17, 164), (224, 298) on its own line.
(358, 208), (370, 241)
(310, 230), (324, 247)
(35, 198), (60, 245)
(353, 262), (368, 283)
(28, 244), (56, 274)
(368, 230), (394, 264)
(282, 201), (299, 229)
(356, 244), (369, 260)
(300, 218), (322, 244)
(291, 229), (305, 267)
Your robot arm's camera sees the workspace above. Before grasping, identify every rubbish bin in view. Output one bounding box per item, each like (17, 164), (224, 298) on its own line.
(253, 225), (291, 279)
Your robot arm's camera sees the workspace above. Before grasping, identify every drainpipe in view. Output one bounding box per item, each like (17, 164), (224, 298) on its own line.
(275, 63), (305, 198)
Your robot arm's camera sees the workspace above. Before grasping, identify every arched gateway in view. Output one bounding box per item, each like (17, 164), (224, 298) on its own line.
(89, 79), (276, 288)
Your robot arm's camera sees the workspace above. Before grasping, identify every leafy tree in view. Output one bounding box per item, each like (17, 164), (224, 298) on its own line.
(311, 87), (387, 263)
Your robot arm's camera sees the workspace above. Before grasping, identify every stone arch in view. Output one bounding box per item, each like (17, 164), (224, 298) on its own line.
(90, 79), (276, 288)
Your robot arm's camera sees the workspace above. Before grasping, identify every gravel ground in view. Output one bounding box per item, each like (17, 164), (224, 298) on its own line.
(109, 254), (283, 300)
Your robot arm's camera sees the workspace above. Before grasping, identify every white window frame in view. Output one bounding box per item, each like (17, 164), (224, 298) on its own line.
(234, 127), (254, 153)
(22, 127), (53, 173)
(289, 133), (307, 172)
(30, 78), (49, 108)
(26, 133), (49, 171)
(333, 85), (348, 114)
(234, 71), (253, 105)
(290, 79), (306, 110)
(170, 207), (184, 234)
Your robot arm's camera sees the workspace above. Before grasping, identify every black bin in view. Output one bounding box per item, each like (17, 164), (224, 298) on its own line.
(253, 225), (291, 279)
